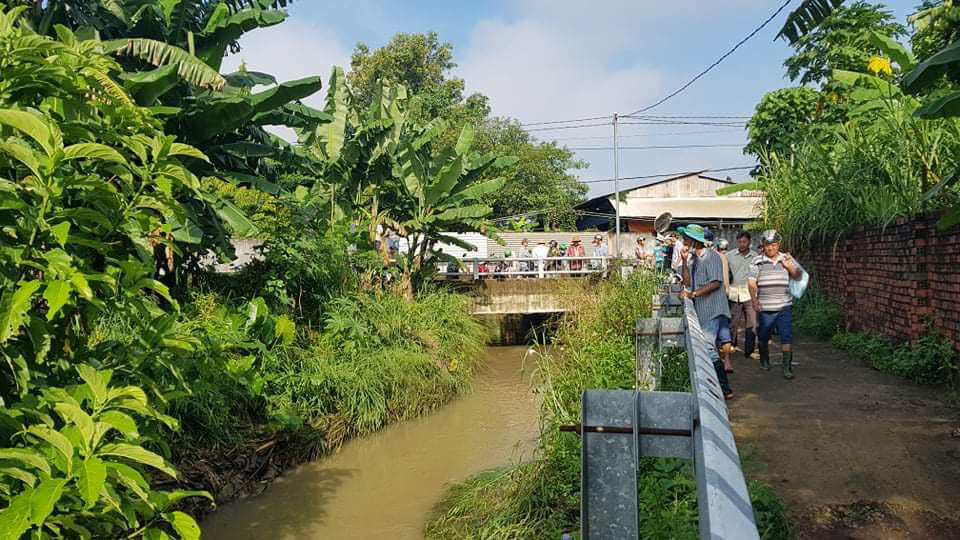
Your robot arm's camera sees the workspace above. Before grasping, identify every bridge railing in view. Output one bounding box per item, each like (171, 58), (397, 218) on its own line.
(572, 283), (759, 540)
(435, 256), (616, 279)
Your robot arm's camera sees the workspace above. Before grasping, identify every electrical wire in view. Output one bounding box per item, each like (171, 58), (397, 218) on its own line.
(631, 115), (751, 120)
(519, 115), (612, 127)
(540, 128), (744, 142)
(568, 143), (745, 151)
(521, 122), (612, 132)
(623, 0), (793, 116)
(621, 120), (746, 127)
(577, 165), (755, 184)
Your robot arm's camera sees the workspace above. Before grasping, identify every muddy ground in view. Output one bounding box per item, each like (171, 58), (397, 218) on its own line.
(728, 339), (960, 539)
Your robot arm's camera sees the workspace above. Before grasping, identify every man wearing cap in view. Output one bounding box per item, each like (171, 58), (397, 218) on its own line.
(749, 230), (804, 379)
(678, 223), (734, 399)
(592, 235), (609, 270)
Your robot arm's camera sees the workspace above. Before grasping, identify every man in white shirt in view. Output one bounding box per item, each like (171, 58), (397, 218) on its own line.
(728, 231), (758, 360)
(532, 240), (549, 276)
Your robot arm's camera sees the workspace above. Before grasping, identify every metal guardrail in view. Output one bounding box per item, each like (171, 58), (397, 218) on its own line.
(572, 283), (760, 540)
(435, 256), (615, 279)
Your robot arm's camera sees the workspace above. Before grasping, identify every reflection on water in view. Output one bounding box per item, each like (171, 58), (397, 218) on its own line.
(201, 346), (541, 540)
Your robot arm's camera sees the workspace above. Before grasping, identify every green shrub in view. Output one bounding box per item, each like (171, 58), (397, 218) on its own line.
(792, 285), (842, 340)
(260, 289), (487, 449)
(833, 331), (958, 386)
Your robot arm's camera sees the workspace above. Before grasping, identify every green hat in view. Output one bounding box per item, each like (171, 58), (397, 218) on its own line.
(677, 223), (708, 244)
(559, 243), (567, 249)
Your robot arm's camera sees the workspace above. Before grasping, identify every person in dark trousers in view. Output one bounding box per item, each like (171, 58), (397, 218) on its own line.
(748, 230), (804, 379)
(728, 231), (759, 360)
(678, 223), (734, 399)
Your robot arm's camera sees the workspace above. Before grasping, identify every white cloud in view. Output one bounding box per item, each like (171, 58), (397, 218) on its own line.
(458, 19), (661, 124)
(222, 20), (351, 109)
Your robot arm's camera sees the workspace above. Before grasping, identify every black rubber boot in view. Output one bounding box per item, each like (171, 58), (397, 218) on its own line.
(759, 342), (770, 371)
(713, 360), (733, 399)
(782, 351), (794, 380)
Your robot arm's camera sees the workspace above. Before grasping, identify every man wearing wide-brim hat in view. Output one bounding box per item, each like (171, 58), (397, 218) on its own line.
(568, 236), (585, 272)
(677, 223), (734, 399)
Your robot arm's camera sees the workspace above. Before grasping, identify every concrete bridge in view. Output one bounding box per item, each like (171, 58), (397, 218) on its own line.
(468, 277), (583, 315)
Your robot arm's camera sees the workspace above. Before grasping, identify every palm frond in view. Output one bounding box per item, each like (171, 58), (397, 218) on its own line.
(776, 0), (846, 44)
(103, 38), (227, 91)
(83, 67), (136, 107)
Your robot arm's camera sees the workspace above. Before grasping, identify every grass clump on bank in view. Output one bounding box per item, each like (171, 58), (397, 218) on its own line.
(425, 270), (790, 539)
(833, 331), (958, 388)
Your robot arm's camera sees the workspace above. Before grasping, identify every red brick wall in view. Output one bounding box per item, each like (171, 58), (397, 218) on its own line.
(803, 215), (960, 350)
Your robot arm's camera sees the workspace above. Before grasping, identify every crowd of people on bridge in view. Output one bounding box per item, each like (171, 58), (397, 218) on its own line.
(675, 223), (806, 400)
(450, 235), (613, 278)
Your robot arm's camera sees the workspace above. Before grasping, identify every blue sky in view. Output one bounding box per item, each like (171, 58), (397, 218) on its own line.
(224, 0), (920, 198)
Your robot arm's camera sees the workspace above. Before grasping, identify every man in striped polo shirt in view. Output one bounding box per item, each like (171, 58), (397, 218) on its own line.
(748, 230), (804, 379)
(678, 223), (734, 399)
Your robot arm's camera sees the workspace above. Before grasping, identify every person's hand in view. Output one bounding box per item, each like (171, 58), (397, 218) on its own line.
(680, 244), (690, 259)
(680, 289), (693, 300)
(782, 253), (796, 272)
(752, 298), (762, 312)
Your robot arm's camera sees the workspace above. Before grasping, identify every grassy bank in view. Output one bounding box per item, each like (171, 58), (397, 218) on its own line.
(425, 270), (790, 539)
(93, 286), (488, 513)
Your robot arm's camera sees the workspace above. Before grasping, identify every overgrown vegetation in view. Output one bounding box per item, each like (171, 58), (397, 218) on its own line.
(833, 330), (958, 387)
(736, 1), (960, 251)
(425, 271), (790, 539)
(0, 3), (503, 536)
(792, 285), (843, 340)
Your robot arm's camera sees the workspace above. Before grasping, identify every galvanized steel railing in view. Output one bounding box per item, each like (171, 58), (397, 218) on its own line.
(570, 283), (759, 540)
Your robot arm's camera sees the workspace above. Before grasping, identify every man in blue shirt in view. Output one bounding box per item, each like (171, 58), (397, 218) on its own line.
(678, 223), (734, 399)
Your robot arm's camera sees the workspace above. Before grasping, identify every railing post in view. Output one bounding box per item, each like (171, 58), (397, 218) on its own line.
(538, 259), (545, 279)
(472, 259), (479, 281)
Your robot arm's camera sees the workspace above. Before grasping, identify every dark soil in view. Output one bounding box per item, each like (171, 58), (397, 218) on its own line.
(727, 339), (960, 538)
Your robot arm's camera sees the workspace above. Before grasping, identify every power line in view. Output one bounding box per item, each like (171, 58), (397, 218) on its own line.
(623, 0), (793, 116)
(633, 115), (751, 120)
(542, 128), (745, 142)
(568, 143), (745, 151)
(519, 115), (612, 127)
(578, 165), (755, 184)
(521, 122), (612, 132)
(621, 119), (746, 127)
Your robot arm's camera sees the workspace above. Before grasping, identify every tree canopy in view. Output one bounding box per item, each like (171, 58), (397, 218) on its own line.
(348, 32), (587, 229)
(783, 1), (906, 85)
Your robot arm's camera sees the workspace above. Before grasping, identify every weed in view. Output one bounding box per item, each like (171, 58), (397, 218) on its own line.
(792, 285), (842, 340)
(833, 331), (958, 387)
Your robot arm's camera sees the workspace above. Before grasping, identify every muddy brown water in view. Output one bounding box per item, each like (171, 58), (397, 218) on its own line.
(202, 346), (541, 539)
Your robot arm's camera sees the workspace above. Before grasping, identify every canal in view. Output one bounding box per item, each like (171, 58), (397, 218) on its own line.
(202, 346), (541, 539)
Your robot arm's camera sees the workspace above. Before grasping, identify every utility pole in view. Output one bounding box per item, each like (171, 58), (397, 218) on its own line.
(613, 112), (621, 258)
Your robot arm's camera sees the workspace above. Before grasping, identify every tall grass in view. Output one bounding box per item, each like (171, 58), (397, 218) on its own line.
(426, 270), (790, 539)
(261, 289), (488, 449)
(758, 102), (960, 252)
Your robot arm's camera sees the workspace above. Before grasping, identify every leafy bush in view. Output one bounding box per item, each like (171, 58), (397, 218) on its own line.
(0, 366), (209, 538)
(792, 285), (843, 340)
(833, 331), (958, 386)
(261, 289), (487, 448)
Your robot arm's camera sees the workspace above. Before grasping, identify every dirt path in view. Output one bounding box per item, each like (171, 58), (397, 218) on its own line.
(727, 339), (960, 538)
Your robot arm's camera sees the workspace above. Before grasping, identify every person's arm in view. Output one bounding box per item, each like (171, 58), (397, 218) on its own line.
(781, 254), (803, 279)
(748, 258), (761, 311)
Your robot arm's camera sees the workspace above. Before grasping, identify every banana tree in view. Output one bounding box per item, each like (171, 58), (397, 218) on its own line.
(390, 123), (515, 298)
